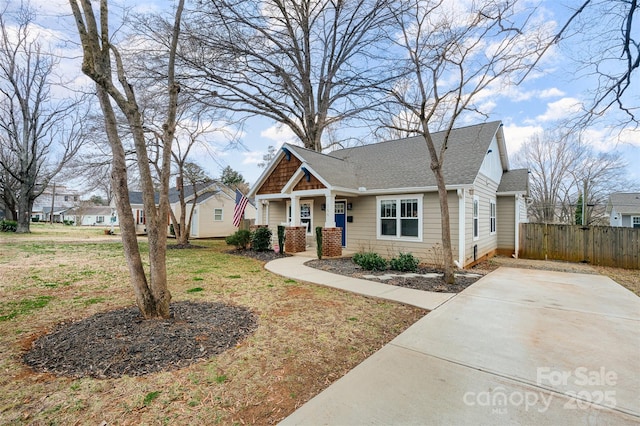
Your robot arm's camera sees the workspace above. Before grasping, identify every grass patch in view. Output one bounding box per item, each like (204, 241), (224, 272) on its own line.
(0, 226), (425, 425)
(143, 391), (161, 406)
(0, 295), (53, 322)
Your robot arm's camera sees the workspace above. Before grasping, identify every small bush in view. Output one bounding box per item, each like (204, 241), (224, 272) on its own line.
(353, 251), (387, 271)
(63, 220), (74, 226)
(31, 217), (40, 222)
(389, 252), (419, 272)
(315, 226), (323, 259)
(252, 227), (272, 251)
(277, 225), (286, 254)
(225, 229), (252, 250)
(0, 220), (17, 232)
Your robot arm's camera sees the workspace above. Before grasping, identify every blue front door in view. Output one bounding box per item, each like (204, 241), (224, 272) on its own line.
(335, 201), (346, 247)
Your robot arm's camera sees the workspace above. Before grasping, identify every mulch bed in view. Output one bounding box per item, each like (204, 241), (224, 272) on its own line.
(23, 301), (257, 379)
(227, 249), (291, 262)
(306, 258), (488, 293)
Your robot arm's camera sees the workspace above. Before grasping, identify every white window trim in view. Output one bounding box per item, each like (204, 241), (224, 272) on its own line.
(213, 208), (223, 221)
(376, 194), (423, 242)
(489, 199), (496, 235)
(473, 195), (480, 241)
(286, 199), (314, 235)
(632, 216), (640, 228)
(96, 215), (104, 223)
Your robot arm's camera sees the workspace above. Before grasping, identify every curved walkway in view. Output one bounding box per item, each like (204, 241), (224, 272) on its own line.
(265, 255), (456, 310)
(266, 255), (640, 425)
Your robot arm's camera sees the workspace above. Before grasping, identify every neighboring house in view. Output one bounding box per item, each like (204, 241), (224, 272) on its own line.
(248, 121), (529, 267)
(32, 185), (81, 222)
(607, 192), (640, 228)
(124, 181), (256, 237)
(64, 206), (118, 226)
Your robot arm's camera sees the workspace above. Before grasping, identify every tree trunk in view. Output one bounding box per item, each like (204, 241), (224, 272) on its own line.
(15, 186), (31, 233)
(96, 87), (167, 318)
(433, 165), (455, 284)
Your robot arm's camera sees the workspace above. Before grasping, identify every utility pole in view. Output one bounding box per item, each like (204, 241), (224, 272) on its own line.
(50, 182), (56, 224)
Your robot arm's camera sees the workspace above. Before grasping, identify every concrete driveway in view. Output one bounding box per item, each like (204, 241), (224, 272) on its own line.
(280, 267), (640, 425)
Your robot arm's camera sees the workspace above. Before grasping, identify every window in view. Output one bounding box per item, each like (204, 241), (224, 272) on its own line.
(96, 216), (104, 223)
(214, 208), (223, 221)
(473, 196), (479, 240)
(377, 196), (422, 241)
(633, 216), (640, 229)
(489, 200), (496, 234)
(287, 200), (313, 235)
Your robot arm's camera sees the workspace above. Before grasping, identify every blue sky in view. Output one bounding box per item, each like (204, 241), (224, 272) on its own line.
(20, 0), (640, 189)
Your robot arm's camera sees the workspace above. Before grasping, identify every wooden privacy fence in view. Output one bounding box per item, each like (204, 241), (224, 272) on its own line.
(519, 223), (640, 269)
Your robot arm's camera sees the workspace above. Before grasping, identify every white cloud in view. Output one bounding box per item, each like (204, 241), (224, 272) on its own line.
(242, 151), (262, 165)
(502, 123), (543, 155)
(538, 88), (565, 98)
(530, 97), (582, 123)
(260, 124), (297, 144)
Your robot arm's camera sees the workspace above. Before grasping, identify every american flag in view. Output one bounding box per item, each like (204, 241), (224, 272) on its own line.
(233, 189), (249, 227)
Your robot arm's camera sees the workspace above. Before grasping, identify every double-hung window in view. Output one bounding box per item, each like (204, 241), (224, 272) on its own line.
(377, 195), (422, 241)
(214, 208), (223, 221)
(633, 216), (640, 229)
(473, 196), (480, 240)
(287, 200), (313, 235)
(489, 200), (496, 234)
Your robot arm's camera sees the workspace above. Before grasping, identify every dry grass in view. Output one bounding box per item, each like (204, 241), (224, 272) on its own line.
(0, 225), (425, 425)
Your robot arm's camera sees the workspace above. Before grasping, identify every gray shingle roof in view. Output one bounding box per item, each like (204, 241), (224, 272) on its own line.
(608, 192), (640, 214)
(129, 181), (231, 205)
(285, 121), (503, 190)
(497, 169), (529, 194)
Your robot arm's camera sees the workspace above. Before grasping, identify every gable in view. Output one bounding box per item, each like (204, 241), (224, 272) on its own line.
(293, 171), (326, 191)
(257, 154), (302, 195)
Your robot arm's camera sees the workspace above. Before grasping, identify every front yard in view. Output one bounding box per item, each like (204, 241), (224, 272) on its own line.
(0, 225), (424, 425)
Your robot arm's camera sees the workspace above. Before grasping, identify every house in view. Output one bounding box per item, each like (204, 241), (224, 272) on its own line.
(248, 121), (529, 267)
(31, 185), (81, 222)
(125, 181), (256, 237)
(607, 192), (640, 228)
(64, 206), (118, 227)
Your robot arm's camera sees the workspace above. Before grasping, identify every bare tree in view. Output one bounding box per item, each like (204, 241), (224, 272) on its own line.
(384, 0), (549, 283)
(0, 5), (85, 232)
(545, 1), (639, 126)
(180, 0), (397, 152)
(68, 0), (185, 319)
(515, 129), (630, 225)
(169, 161), (213, 246)
(515, 130), (581, 224)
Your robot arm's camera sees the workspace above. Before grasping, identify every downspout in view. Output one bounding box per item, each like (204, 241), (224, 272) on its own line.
(514, 194), (520, 258)
(455, 188), (466, 268)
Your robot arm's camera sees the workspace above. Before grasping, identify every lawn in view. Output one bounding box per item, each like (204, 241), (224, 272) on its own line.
(0, 225), (425, 425)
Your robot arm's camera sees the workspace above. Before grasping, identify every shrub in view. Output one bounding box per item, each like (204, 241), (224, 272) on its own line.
(31, 217), (40, 222)
(251, 227), (272, 251)
(315, 226), (323, 259)
(225, 229), (252, 250)
(389, 252), (419, 272)
(0, 220), (17, 232)
(63, 220), (74, 226)
(277, 225), (286, 254)
(352, 251), (387, 271)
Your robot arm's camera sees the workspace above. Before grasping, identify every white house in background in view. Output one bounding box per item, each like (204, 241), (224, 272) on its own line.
(31, 185), (81, 222)
(125, 181), (256, 237)
(64, 206), (118, 227)
(607, 192), (640, 228)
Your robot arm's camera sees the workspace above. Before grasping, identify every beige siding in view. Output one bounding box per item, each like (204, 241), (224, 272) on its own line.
(346, 191), (459, 265)
(497, 195), (516, 251)
(467, 174), (499, 263)
(171, 193), (257, 238)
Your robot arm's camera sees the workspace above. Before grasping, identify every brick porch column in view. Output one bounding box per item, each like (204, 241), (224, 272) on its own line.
(285, 226), (307, 253)
(321, 227), (342, 258)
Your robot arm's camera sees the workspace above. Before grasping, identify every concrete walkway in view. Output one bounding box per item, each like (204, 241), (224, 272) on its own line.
(266, 257), (640, 425)
(265, 255), (456, 310)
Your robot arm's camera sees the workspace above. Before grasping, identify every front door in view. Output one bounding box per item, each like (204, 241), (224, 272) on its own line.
(335, 201), (346, 247)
